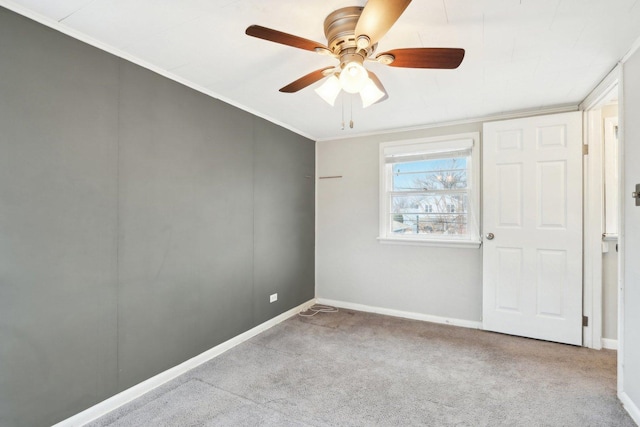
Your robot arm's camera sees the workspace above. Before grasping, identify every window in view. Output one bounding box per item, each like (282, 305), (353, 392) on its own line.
(379, 133), (481, 248)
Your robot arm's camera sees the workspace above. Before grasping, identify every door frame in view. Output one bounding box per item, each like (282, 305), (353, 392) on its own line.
(580, 65), (622, 350)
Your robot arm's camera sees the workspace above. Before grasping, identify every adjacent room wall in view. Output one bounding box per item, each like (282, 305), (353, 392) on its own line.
(603, 248), (619, 340)
(316, 123), (484, 322)
(622, 46), (640, 420)
(601, 103), (619, 341)
(0, 8), (314, 427)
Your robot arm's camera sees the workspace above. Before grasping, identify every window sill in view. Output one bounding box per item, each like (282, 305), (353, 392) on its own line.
(377, 237), (482, 249)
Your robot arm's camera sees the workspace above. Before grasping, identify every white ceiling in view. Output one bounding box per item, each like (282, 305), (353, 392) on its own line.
(4, 0), (640, 140)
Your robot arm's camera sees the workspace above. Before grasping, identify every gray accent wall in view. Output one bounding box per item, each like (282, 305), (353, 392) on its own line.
(0, 8), (315, 427)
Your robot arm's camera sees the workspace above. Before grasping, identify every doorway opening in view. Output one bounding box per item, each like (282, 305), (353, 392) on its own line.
(582, 68), (621, 351)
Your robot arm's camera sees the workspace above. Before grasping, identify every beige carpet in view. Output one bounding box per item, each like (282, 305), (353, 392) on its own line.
(88, 308), (635, 426)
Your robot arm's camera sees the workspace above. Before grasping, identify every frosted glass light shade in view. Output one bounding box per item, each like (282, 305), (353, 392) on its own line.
(339, 61), (368, 93)
(314, 75), (342, 106)
(360, 77), (385, 108)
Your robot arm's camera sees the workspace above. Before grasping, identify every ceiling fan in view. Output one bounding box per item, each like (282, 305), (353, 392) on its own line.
(245, 0), (465, 108)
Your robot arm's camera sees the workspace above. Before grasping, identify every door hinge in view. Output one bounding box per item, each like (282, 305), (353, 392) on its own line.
(583, 315), (589, 327)
(582, 145), (589, 155)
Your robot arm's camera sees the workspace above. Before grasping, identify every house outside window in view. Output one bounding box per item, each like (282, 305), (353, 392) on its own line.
(379, 133), (481, 248)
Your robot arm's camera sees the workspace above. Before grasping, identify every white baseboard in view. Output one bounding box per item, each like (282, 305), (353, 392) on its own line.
(619, 391), (640, 426)
(54, 299), (317, 427)
(316, 298), (483, 330)
(601, 338), (618, 350)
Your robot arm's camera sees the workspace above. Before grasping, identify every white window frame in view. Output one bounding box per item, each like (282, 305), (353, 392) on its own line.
(378, 132), (481, 248)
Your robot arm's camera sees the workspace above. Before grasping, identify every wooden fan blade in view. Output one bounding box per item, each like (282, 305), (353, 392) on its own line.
(377, 48), (465, 69)
(280, 67), (335, 93)
(246, 25), (326, 52)
(367, 71), (389, 104)
(355, 0), (411, 47)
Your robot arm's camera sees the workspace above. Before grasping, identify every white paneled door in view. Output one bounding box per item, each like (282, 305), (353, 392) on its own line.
(482, 112), (583, 345)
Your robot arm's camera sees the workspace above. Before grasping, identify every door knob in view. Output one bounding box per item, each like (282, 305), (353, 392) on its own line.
(486, 233), (495, 240)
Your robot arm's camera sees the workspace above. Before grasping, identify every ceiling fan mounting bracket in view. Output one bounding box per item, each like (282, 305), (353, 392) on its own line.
(376, 53), (395, 65)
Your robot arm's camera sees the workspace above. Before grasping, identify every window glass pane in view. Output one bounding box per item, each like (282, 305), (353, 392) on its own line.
(380, 134), (479, 244)
(392, 157), (468, 191)
(391, 193), (469, 235)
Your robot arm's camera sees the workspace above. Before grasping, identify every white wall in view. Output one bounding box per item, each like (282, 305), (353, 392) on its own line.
(622, 46), (640, 420)
(602, 103), (619, 341)
(316, 123), (483, 322)
(603, 249), (619, 340)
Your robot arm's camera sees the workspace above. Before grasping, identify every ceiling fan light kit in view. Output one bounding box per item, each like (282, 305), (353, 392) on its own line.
(315, 75), (341, 106)
(339, 59), (368, 93)
(360, 77), (386, 108)
(245, 0), (464, 110)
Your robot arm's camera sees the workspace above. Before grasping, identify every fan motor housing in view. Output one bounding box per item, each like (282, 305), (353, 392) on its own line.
(323, 6), (376, 57)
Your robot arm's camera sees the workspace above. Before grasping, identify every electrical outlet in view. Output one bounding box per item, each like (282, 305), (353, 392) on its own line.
(270, 293), (278, 303)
